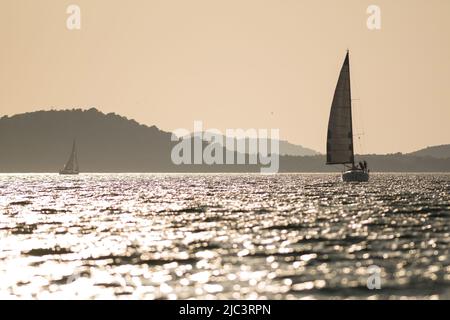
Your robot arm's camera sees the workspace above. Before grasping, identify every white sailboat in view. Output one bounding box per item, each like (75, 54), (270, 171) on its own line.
(326, 51), (369, 182)
(59, 140), (79, 175)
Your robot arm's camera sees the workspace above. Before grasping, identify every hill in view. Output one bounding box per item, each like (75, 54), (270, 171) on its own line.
(0, 108), (174, 172)
(408, 145), (450, 159)
(0, 109), (449, 172)
(183, 133), (320, 156)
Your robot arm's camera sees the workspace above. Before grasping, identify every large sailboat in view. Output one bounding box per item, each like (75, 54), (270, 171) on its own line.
(59, 140), (79, 175)
(326, 51), (369, 182)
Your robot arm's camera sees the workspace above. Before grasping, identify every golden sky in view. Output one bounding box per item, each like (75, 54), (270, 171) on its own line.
(1, 0), (449, 154)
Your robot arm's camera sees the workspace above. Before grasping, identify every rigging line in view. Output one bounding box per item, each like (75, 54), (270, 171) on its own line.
(357, 102), (367, 156)
(349, 54), (367, 156)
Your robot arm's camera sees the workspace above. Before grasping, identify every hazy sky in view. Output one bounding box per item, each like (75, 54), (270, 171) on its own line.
(1, 0), (449, 154)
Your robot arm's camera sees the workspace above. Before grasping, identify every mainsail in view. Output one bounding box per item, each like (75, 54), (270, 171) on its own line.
(326, 51), (354, 165)
(61, 140), (79, 173)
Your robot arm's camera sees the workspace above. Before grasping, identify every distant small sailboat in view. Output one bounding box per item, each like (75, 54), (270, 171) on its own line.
(326, 51), (369, 182)
(59, 140), (79, 175)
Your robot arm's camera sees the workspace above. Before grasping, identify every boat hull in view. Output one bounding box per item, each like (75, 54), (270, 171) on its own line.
(59, 171), (79, 175)
(342, 170), (369, 182)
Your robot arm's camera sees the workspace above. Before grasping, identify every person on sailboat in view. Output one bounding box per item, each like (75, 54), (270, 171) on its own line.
(358, 161), (364, 171)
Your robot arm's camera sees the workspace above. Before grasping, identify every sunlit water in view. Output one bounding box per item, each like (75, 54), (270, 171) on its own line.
(0, 173), (449, 299)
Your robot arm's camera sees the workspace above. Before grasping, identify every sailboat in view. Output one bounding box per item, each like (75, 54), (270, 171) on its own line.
(59, 140), (79, 175)
(326, 51), (369, 182)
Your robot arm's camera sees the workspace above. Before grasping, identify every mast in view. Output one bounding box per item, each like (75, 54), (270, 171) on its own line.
(326, 51), (355, 166)
(347, 50), (355, 167)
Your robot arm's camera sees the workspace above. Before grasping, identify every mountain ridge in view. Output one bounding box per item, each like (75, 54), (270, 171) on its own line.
(182, 132), (320, 157)
(0, 109), (449, 172)
(408, 144), (450, 159)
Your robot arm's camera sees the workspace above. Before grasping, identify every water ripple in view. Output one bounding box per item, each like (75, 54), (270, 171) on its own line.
(0, 173), (449, 299)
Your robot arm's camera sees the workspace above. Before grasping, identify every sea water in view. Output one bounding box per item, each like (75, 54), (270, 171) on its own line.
(0, 173), (449, 299)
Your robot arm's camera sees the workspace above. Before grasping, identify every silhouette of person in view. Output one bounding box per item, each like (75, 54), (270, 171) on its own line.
(359, 161), (364, 171)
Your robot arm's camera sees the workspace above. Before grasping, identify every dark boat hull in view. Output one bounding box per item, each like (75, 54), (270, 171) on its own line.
(342, 170), (369, 182)
(59, 170), (79, 175)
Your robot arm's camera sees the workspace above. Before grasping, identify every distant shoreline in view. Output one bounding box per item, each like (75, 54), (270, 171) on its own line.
(1, 109), (449, 173)
(1, 171), (450, 174)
